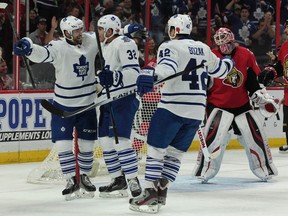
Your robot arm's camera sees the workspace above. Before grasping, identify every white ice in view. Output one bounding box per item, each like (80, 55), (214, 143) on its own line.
(0, 148), (287, 216)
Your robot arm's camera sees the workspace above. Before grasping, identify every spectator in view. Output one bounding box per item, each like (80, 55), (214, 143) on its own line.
(225, 4), (257, 48)
(35, 0), (58, 31)
(20, 9), (39, 38)
(251, 11), (275, 69)
(243, 0), (275, 26)
(189, 0), (219, 43)
(141, 0), (166, 45)
(29, 9), (40, 33)
(0, 48), (12, 90)
(145, 37), (157, 66)
(29, 17), (49, 46)
(69, 4), (81, 18)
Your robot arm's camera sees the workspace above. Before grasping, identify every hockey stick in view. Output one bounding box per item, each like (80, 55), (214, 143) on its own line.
(90, 0), (119, 144)
(41, 61), (211, 118)
(0, 2), (36, 88)
(197, 126), (221, 162)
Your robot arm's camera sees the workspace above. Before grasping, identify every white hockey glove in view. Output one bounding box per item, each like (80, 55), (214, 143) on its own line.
(251, 89), (280, 118)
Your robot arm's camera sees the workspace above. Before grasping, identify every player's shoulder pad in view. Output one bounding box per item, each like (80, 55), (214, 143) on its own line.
(46, 38), (65, 48)
(117, 35), (137, 48)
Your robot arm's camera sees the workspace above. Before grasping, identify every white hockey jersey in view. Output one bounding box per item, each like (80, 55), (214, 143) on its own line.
(155, 39), (230, 120)
(100, 35), (140, 98)
(27, 32), (98, 107)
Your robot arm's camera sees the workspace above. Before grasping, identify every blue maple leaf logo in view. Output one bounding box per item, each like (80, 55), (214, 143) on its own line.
(73, 55), (89, 81)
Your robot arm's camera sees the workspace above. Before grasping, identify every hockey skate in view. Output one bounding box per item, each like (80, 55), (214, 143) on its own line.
(158, 178), (169, 208)
(129, 181), (159, 214)
(62, 176), (81, 201)
(99, 175), (128, 198)
(128, 177), (142, 197)
(279, 145), (288, 153)
(79, 174), (96, 198)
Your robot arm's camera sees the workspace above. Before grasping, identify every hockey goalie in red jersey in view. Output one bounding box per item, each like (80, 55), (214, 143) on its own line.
(193, 27), (279, 182)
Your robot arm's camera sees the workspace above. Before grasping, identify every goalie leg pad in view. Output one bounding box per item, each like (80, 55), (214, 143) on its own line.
(193, 108), (234, 182)
(235, 110), (278, 181)
(195, 133), (231, 183)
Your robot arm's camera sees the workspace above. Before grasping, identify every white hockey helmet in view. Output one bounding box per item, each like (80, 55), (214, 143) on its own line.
(168, 14), (192, 39)
(97, 14), (121, 38)
(60, 16), (83, 40)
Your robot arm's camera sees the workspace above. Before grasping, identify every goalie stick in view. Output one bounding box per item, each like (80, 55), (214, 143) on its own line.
(197, 126), (221, 162)
(41, 61), (212, 118)
(0, 2), (36, 88)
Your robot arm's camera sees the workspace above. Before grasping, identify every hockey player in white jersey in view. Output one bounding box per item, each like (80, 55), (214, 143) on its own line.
(13, 15), (143, 201)
(129, 14), (234, 213)
(14, 16), (97, 200)
(96, 15), (142, 198)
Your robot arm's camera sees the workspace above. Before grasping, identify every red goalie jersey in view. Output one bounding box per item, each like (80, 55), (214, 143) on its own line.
(208, 46), (261, 108)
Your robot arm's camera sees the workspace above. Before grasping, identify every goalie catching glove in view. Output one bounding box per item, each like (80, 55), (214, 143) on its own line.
(136, 67), (155, 97)
(251, 89), (279, 118)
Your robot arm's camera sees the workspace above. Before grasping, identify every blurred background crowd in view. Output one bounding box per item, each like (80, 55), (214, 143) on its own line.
(0, 0), (287, 90)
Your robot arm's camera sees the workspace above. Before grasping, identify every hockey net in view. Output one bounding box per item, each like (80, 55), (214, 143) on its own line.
(27, 86), (161, 184)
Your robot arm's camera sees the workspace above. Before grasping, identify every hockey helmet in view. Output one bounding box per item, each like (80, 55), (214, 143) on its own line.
(60, 16), (83, 40)
(97, 14), (121, 39)
(168, 14), (192, 39)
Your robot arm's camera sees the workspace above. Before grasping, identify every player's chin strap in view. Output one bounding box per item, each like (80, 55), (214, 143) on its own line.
(41, 61), (214, 118)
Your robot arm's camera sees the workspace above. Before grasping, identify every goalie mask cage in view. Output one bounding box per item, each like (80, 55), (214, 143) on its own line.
(26, 86), (161, 184)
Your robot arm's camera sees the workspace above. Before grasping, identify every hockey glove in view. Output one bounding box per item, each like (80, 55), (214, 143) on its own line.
(137, 67), (155, 97)
(123, 24), (148, 40)
(98, 69), (123, 88)
(251, 89), (279, 118)
(258, 66), (277, 86)
(13, 37), (33, 56)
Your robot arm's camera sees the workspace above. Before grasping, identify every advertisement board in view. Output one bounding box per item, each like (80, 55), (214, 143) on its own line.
(0, 89), (286, 163)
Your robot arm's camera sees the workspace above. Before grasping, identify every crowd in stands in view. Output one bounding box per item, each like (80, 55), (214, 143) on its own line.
(0, 0), (287, 89)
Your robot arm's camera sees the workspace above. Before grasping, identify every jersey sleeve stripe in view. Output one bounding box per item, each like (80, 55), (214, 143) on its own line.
(159, 62), (177, 74)
(209, 60), (222, 75)
(122, 64), (140, 69)
(54, 90), (96, 99)
(42, 47), (52, 62)
(55, 81), (96, 90)
(159, 100), (206, 107)
(216, 69), (228, 79)
(158, 58), (178, 67)
(162, 92), (206, 97)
